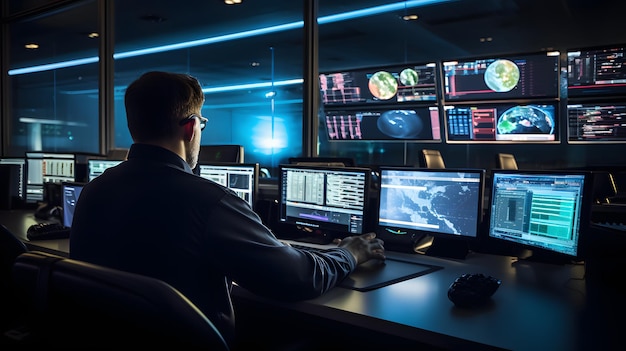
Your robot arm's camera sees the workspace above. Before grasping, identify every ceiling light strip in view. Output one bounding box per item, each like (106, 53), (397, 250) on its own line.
(8, 0), (454, 76)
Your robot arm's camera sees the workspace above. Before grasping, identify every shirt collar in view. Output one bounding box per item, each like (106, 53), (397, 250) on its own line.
(126, 143), (194, 174)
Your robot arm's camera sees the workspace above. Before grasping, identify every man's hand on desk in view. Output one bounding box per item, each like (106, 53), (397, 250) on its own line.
(334, 232), (386, 265)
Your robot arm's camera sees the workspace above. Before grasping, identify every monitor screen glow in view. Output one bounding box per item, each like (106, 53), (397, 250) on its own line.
(197, 162), (259, 210)
(445, 102), (557, 143)
(488, 170), (592, 263)
(320, 62), (438, 106)
(443, 52), (560, 101)
(278, 164), (371, 239)
(567, 44), (626, 97)
(377, 167), (485, 258)
(323, 106), (441, 141)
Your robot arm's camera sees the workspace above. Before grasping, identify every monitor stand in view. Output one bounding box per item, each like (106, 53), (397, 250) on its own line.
(424, 237), (470, 259)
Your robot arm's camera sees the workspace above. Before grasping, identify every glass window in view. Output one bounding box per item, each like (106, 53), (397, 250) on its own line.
(113, 0), (304, 175)
(6, 0), (99, 156)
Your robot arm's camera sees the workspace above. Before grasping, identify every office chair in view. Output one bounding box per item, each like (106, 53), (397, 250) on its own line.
(497, 153), (518, 170)
(106, 148), (129, 160)
(10, 251), (230, 350)
(199, 145), (244, 163)
(0, 224), (28, 336)
(288, 156), (356, 167)
(421, 149), (446, 169)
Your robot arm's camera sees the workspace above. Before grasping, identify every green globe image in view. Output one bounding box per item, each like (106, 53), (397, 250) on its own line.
(400, 68), (419, 86)
(484, 59), (520, 92)
(368, 71), (398, 100)
(496, 106), (554, 136)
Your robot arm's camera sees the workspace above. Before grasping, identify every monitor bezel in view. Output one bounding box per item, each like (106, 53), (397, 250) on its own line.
(375, 166), (486, 257)
(486, 169), (594, 263)
(277, 163), (373, 241)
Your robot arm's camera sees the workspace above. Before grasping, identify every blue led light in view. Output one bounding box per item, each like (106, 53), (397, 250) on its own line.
(8, 0), (454, 87)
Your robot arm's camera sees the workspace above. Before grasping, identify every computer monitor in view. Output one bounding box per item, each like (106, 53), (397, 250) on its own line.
(87, 159), (123, 181)
(487, 170), (593, 264)
(25, 152), (76, 203)
(277, 164), (372, 243)
(196, 162), (259, 210)
(0, 157), (26, 201)
(61, 182), (85, 228)
(376, 167), (485, 258)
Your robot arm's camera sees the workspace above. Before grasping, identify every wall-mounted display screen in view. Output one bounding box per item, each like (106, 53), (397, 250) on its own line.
(320, 62), (438, 106)
(444, 102), (557, 142)
(567, 102), (626, 143)
(567, 44), (626, 97)
(322, 106), (441, 141)
(443, 52), (560, 101)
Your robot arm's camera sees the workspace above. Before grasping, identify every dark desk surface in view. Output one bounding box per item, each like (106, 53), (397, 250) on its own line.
(1, 209), (621, 351)
(1, 209), (70, 256)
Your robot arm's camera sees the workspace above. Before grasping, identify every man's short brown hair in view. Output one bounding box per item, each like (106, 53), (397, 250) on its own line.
(125, 71), (205, 143)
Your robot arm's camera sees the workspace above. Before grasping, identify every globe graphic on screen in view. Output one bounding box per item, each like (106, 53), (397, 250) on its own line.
(400, 68), (419, 86)
(496, 106), (554, 135)
(484, 59), (520, 92)
(368, 71), (398, 100)
(377, 110), (423, 138)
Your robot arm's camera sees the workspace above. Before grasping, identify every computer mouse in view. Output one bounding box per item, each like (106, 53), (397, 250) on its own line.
(447, 273), (501, 308)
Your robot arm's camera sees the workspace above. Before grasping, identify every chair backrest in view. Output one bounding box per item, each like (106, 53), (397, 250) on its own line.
(0, 224), (28, 331)
(11, 251), (229, 349)
(497, 153), (518, 170)
(199, 145), (244, 163)
(421, 149), (446, 169)
(288, 156), (355, 167)
(106, 148), (129, 160)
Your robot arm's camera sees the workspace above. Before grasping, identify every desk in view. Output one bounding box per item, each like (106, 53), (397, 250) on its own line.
(1, 210), (621, 350)
(0, 209), (70, 256)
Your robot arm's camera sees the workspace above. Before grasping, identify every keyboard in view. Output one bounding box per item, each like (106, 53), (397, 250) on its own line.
(27, 222), (71, 240)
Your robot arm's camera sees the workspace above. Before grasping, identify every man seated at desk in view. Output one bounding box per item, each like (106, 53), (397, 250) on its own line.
(68, 71), (385, 349)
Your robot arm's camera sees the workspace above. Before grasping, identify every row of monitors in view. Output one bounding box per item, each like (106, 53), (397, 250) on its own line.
(0, 154), (260, 210)
(0, 153), (594, 264)
(277, 164), (594, 264)
(322, 101), (626, 143)
(320, 44), (626, 105)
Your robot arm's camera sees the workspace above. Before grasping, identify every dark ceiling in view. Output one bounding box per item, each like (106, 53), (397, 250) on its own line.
(7, 0), (626, 93)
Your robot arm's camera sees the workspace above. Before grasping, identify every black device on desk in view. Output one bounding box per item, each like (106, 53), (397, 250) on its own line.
(27, 181), (85, 241)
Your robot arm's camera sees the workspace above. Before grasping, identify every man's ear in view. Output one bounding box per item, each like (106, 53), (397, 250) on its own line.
(182, 120), (195, 142)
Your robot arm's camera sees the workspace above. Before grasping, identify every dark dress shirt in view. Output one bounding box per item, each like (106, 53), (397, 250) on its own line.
(69, 143), (356, 345)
